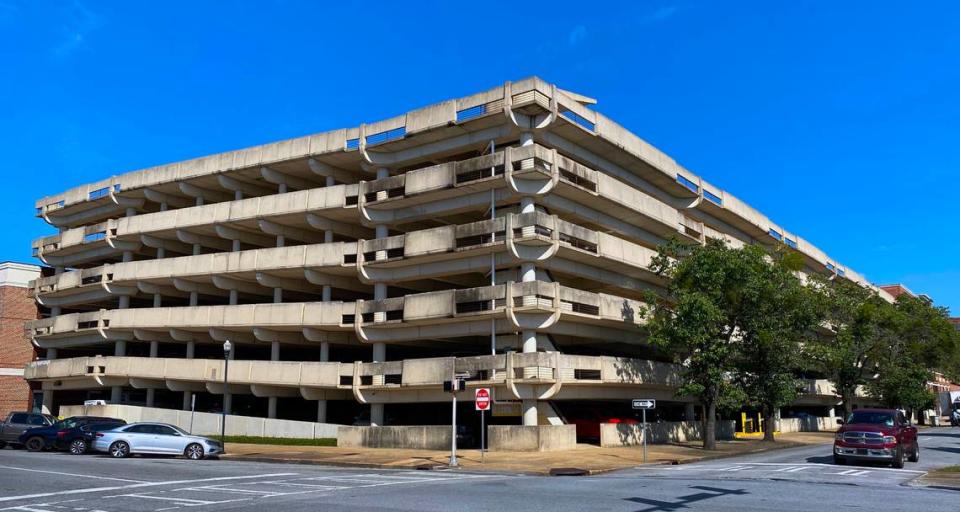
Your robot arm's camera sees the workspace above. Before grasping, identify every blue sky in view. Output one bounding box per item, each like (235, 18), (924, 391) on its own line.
(1, 1), (957, 313)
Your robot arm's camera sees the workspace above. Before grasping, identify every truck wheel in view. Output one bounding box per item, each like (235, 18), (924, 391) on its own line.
(0, 440), (6, 449)
(908, 445), (919, 463)
(892, 447), (905, 469)
(25, 437), (45, 452)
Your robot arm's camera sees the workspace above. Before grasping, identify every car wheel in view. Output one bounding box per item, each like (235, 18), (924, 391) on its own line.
(833, 455), (845, 465)
(69, 439), (88, 455)
(109, 441), (130, 458)
(891, 447), (904, 469)
(0, 440), (6, 449)
(184, 443), (205, 460)
(25, 437), (45, 452)
(908, 445), (919, 463)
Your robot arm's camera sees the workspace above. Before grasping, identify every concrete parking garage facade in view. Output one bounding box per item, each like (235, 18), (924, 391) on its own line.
(24, 78), (884, 444)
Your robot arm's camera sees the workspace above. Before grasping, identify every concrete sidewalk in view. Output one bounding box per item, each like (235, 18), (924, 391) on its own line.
(221, 431), (835, 475)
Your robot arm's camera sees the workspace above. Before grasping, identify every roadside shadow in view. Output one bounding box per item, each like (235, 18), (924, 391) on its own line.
(805, 455), (834, 464)
(919, 432), (960, 439)
(927, 446), (960, 455)
(625, 485), (748, 512)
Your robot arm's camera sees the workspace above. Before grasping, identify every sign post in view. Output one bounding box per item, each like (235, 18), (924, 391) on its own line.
(189, 393), (196, 434)
(632, 399), (656, 464)
(475, 388), (491, 463)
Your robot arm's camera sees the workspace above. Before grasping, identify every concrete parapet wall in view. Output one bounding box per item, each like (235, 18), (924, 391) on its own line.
(778, 416), (839, 433)
(337, 426), (451, 450)
(487, 425), (576, 452)
(58, 404), (338, 439)
(600, 420), (736, 447)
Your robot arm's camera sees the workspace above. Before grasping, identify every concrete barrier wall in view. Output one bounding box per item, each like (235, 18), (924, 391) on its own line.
(59, 404), (339, 439)
(488, 425), (577, 452)
(600, 420), (736, 447)
(337, 426), (451, 450)
(779, 416), (839, 433)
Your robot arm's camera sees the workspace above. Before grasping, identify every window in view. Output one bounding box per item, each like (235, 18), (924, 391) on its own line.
(124, 424), (152, 433)
(676, 174), (699, 193)
(826, 263), (835, 271)
(703, 189), (723, 206)
(153, 425), (179, 436)
(9, 413), (28, 424)
(456, 104), (486, 122)
(365, 126), (406, 145)
(837, 268), (846, 277)
(768, 229), (782, 241)
(559, 109), (595, 131)
(345, 138), (360, 150)
(27, 415), (47, 426)
(784, 238), (797, 249)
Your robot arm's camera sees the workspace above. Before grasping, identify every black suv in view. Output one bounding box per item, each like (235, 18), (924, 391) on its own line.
(19, 416), (126, 453)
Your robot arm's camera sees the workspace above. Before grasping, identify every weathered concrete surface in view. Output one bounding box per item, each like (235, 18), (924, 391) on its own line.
(600, 420), (737, 447)
(338, 425), (452, 450)
(487, 425), (576, 452)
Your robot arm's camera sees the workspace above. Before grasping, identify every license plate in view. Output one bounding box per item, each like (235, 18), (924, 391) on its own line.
(856, 449), (867, 455)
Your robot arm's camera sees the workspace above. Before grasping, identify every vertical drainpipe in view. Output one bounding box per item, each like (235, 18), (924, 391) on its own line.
(318, 175), (335, 423)
(518, 131), (538, 427)
(370, 167), (389, 427)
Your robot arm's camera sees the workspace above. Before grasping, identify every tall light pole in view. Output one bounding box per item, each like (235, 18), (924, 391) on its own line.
(221, 339), (232, 453)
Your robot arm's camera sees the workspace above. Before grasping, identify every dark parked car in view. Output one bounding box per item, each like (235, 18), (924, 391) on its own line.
(0, 412), (54, 448)
(19, 416), (125, 453)
(833, 408), (919, 468)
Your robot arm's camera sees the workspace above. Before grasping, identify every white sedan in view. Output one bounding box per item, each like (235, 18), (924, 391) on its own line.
(92, 422), (223, 460)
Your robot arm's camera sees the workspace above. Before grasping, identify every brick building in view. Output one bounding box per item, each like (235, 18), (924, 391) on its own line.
(0, 262), (44, 416)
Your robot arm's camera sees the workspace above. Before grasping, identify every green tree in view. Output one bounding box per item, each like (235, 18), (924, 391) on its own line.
(807, 279), (894, 417)
(867, 295), (960, 417)
(732, 249), (822, 442)
(646, 240), (815, 448)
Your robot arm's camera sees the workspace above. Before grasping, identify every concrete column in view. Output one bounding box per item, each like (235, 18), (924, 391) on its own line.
(115, 340), (126, 356)
(271, 341), (280, 361)
(145, 341), (159, 407)
(278, 183), (287, 194)
(183, 341), (195, 411)
(156, 247), (166, 259)
(189, 292), (198, 307)
(46, 348), (57, 360)
(229, 289), (238, 305)
(41, 389), (54, 415)
(234, 190), (243, 201)
(268, 397), (277, 419)
(317, 341), (330, 423)
(370, 342), (386, 426)
(231, 239), (241, 252)
(371, 167), (390, 393)
(51, 306), (61, 316)
(192, 244), (202, 256)
(153, 294), (161, 308)
(273, 287), (282, 304)
(520, 131), (534, 147)
(828, 407), (836, 420)
(522, 399), (537, 426)
(685, 403), (696, 422)
(118, 295), (130, 309)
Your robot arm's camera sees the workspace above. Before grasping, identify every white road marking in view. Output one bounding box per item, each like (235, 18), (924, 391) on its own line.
(784, 467), (806, 473)
(0, 473), (298, 504)
(0, 466), (144, 484)
(772, 466), (799, 472)
(118, 494), (220, 505)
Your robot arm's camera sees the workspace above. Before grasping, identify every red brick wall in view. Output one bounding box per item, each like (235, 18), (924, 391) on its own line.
(0, 285), (39, 416)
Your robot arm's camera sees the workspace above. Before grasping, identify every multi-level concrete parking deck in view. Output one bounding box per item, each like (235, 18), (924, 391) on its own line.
(26, 78), (885, 438)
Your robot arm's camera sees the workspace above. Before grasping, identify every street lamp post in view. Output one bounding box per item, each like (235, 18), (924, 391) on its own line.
(221, 340), (232, 453)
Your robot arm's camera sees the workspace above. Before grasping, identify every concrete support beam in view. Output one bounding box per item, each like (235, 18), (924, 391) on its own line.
(141, 234), (192, 255)
(306, 214), (375, 239)
(143, 188), (193, 209)
(261, 166), (320, 191)
(176, 229), (233, 252)
(257, 219), (323, 243)
(217, 174), (274, 197)
(178, 182), (232, 203)
(214, 225), (275, 248)
(308, 158), (358, 184)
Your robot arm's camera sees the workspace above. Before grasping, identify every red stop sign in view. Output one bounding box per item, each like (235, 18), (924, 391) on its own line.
(475, 388), (491, 411)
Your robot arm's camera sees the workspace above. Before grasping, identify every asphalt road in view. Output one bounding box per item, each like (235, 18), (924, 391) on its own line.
(0, 427), (958, 511)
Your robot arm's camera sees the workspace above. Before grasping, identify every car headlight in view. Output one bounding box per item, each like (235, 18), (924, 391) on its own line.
(883, 436), (897, 444)
(835, 432), (843, 441)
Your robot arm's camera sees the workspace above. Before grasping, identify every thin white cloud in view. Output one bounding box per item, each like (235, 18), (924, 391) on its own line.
(568, 25), (587, 47)
(52, 0), (105, 57)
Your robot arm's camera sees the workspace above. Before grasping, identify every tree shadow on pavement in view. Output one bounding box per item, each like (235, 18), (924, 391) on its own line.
(625, 485), (748, 511)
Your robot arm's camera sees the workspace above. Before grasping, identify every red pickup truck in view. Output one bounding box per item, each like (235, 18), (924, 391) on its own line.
(833, 408), (919, 468)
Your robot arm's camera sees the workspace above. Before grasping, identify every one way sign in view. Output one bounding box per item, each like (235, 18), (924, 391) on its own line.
(632, 399), (656, 410)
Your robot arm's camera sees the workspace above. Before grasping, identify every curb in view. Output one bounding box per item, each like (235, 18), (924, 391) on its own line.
(219, 439), (826, 476)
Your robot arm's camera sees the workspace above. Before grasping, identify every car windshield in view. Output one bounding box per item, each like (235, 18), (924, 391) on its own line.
(847, 411), (895, 426)
(53, 418), (80, 429)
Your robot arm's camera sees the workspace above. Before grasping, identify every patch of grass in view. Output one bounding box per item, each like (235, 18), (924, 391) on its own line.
(220, 436), (336, 447)
(931, 465), (960, 474)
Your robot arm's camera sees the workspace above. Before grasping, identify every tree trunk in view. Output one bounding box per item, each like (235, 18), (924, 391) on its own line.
(842, 391), (854, 418)
(704, 401), (717, 450)
(762, 404), (776, 442)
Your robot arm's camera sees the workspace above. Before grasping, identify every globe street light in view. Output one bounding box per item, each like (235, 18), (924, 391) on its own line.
(221, 339), (232, 452)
